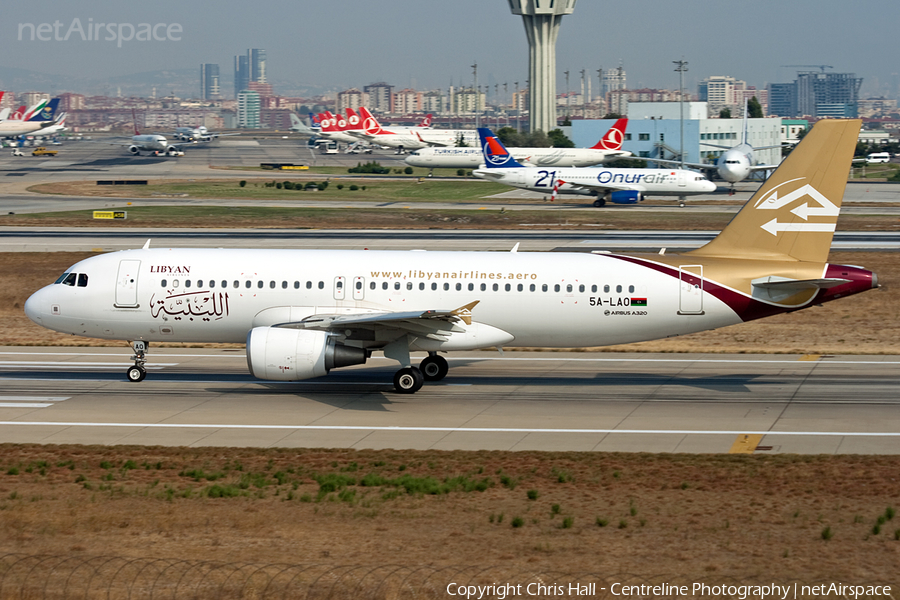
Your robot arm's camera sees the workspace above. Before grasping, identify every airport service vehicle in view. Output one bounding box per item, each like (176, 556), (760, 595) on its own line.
(473, 128), (716, 206)
(25, 120), (875, 393)
(10, 148), (24, 157)
(405, 118), (631, 170)
(866, 152), (891, 164)
(31, 146), (57, 156)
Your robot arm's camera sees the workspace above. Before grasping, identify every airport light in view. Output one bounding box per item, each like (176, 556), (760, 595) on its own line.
(509, 0), (576, 133)
(674, 58), (688, 207)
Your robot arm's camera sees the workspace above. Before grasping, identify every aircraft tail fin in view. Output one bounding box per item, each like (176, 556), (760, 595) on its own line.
(22, 99), (48, 122)
(11, 106), (26, 120)
(477, 128), (525, 169)
(689, 118), (861, 263)
(132, 108), (140, 136)
(419, 113), (433, 127)
(358, 107), (386, 135)
(345, 108), (362, 131)
(590, 117), (628, 150)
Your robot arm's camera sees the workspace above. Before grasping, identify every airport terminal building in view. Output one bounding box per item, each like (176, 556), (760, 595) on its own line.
(569, 102), (783, 168)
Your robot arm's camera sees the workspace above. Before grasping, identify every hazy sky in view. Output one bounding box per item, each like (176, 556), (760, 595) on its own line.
(2, 0), (898, 97)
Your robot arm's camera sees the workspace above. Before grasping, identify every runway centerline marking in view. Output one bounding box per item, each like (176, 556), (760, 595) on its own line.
(1, 422), (899, 437)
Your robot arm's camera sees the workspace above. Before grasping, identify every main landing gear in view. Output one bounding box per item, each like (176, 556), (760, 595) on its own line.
(391, 352), (449, 394)
(127, 340), (148, 382)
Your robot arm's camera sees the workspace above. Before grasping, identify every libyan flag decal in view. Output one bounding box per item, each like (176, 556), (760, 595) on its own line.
(630, 298), (647, 307)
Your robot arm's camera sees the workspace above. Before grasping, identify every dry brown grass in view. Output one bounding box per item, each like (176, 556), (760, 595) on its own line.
(0, 445), (898, 580)
(2, 251), (897, 353)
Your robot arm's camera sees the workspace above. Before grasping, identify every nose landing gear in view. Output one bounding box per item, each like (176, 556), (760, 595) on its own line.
(127, 340), (148, 382)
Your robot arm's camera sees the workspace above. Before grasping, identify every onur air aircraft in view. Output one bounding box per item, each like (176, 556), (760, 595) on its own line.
(25, 119), (876, 394)
(473, 128), (716, 206)
(404, 118), (632, 170)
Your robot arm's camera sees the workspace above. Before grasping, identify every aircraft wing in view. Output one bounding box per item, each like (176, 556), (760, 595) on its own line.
(748, 163), (782, 172)
(562, 180), (643, 194)
(276, 301), (480, 340)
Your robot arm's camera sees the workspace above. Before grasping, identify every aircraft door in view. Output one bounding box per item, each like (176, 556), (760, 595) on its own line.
(115, 260), (141, 308)
(352, 276), (365, 300)
(677, 264), (704, 315)
(333, 276), (346, 301)
(678, 170), (687, 187)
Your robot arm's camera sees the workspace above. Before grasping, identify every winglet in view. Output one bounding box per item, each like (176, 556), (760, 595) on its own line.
(142, 239), (151, 250)
(452, 300), (480, 326)
(510, 242), (520, 253)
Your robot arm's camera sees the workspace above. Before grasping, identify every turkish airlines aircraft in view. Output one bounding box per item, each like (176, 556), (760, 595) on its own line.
(352, 107), (479, 153)
(316, 110), (366, 143)
(404, 118), (631, 170)
(473, 127), (716, 206)
(25, 119), (875, 393)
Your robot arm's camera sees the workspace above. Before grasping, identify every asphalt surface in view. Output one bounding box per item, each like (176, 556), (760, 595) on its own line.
(1, 348), (898, 454)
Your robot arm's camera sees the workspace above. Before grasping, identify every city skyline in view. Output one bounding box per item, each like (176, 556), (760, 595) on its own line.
(1, 0), (898, 101)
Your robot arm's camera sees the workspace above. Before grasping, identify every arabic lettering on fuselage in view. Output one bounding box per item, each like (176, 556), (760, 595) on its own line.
(150, 290), (229, 321)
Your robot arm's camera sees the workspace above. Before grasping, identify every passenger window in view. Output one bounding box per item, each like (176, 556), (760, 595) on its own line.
(356, 281), (362, 290)
(77, 273), (89, 287)
(530, 284), (535, 292)
(318, 281), (324, 289)
(443, 283), (449, 291)
(233, 281), (239, 288)
(185, 280), (192, 288)
(591, 285), (597, 293)
(603, 284), (610, 293)
(294, 281), (300, 289)
(160, 279), (167, 287)
(579, 284), (585, 292)
(336, 281), (343, 289)
(307, 281), (312, 289)
(394, 282), (401, 290)
(542, 284), (548, 292)
(369, 282), (375, 290)
(566, 284), (572, 292)
(209, 280), (215, 288)
(629, 285), (635, 293)
(407, 282), (413, 290)
(431, 283), (437, 291)
(468, 283), (474, 291)
(455, 283), (462, 291)
(554, 284), (560, 292)
(173, 280), (180, 288)
(198, 280), (205, 288)
(616, 285), (622, 293)
(505, 283), (511, 292)
(245, 281), (251, 288)
(480, 283), (486, 291)
(419, 282), (425, 290)
(382, 282), (388, 290)
(282, 281), (288, 289)
(270, 281), (276, 289)
(517, 284), (523, 292)
(492, 283), (498, 291)
(257, 280), (263, 289)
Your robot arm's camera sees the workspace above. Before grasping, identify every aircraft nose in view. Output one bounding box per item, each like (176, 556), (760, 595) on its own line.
(24, 287), (47, 325)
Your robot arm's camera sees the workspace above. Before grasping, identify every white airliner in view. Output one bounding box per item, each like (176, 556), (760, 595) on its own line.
(0, 99), (59, 137)
(473, 128), (716, 206)
(107, 111), (185, 156)
(405, 118), (632, 170)
(636, 99), (783, 191)
(25, 120), (875, 394)
(168, 125), (237, 142)
(352, 107), (479, 154)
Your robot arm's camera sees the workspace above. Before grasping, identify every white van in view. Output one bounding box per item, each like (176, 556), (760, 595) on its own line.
(866, 152), (891, 164)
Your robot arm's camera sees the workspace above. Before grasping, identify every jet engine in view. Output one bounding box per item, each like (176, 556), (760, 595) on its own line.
(609, 190), (643, 204)
(128, 145), (140, 155)
(246, 327), (368, 381)
(166, 146), (180, 156)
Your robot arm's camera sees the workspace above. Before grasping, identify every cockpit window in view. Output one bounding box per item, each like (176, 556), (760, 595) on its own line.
(55, 272), (72, 284)
(77, 273), (88, 287)
(59, 272), (77, 286)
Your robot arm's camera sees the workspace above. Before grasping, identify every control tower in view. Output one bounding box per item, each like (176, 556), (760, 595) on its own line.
(508, 0), (577, 133)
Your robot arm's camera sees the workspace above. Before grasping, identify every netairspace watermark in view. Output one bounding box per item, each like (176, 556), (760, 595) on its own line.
(444, 581), (894, 600)
(18, 18), (182, 47)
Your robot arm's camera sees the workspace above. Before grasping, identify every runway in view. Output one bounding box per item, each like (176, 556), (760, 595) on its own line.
(1, 347), (898, 454)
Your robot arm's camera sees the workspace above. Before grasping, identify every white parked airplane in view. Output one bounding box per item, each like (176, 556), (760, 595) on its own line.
(635, 99), (783, 191)
(25, 119), (875, 393)
(106, 111), (185, 156)
(352, 107), (479, 154)
(404, 118), (632, 170)
(473, 128), (716, 206)
(0, 99), (59, 137)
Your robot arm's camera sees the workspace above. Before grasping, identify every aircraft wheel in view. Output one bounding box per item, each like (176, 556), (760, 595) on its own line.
(420, 355), (449, 382)
(593, 198), (606, 208)
(393, 367), (424, 394)
(127, 365), (146, 382)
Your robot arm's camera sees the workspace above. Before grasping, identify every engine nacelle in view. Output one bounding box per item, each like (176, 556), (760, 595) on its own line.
(128, 145), (140, 155)
(166, 146), (180, 156)
(609, 190), (643, 204)
(246, 327), (367, 381)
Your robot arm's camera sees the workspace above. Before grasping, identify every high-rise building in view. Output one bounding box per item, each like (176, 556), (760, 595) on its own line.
(234, 55), (250, 98)
(768, 71), (862, 118)
(364, 82), (394, 113)
(200, 63), (220, 100)
(249, 49), (267, 84)
(337, 89), (368, 113)
(601, 65), (626, 98)
(237, 90), (261, 128)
